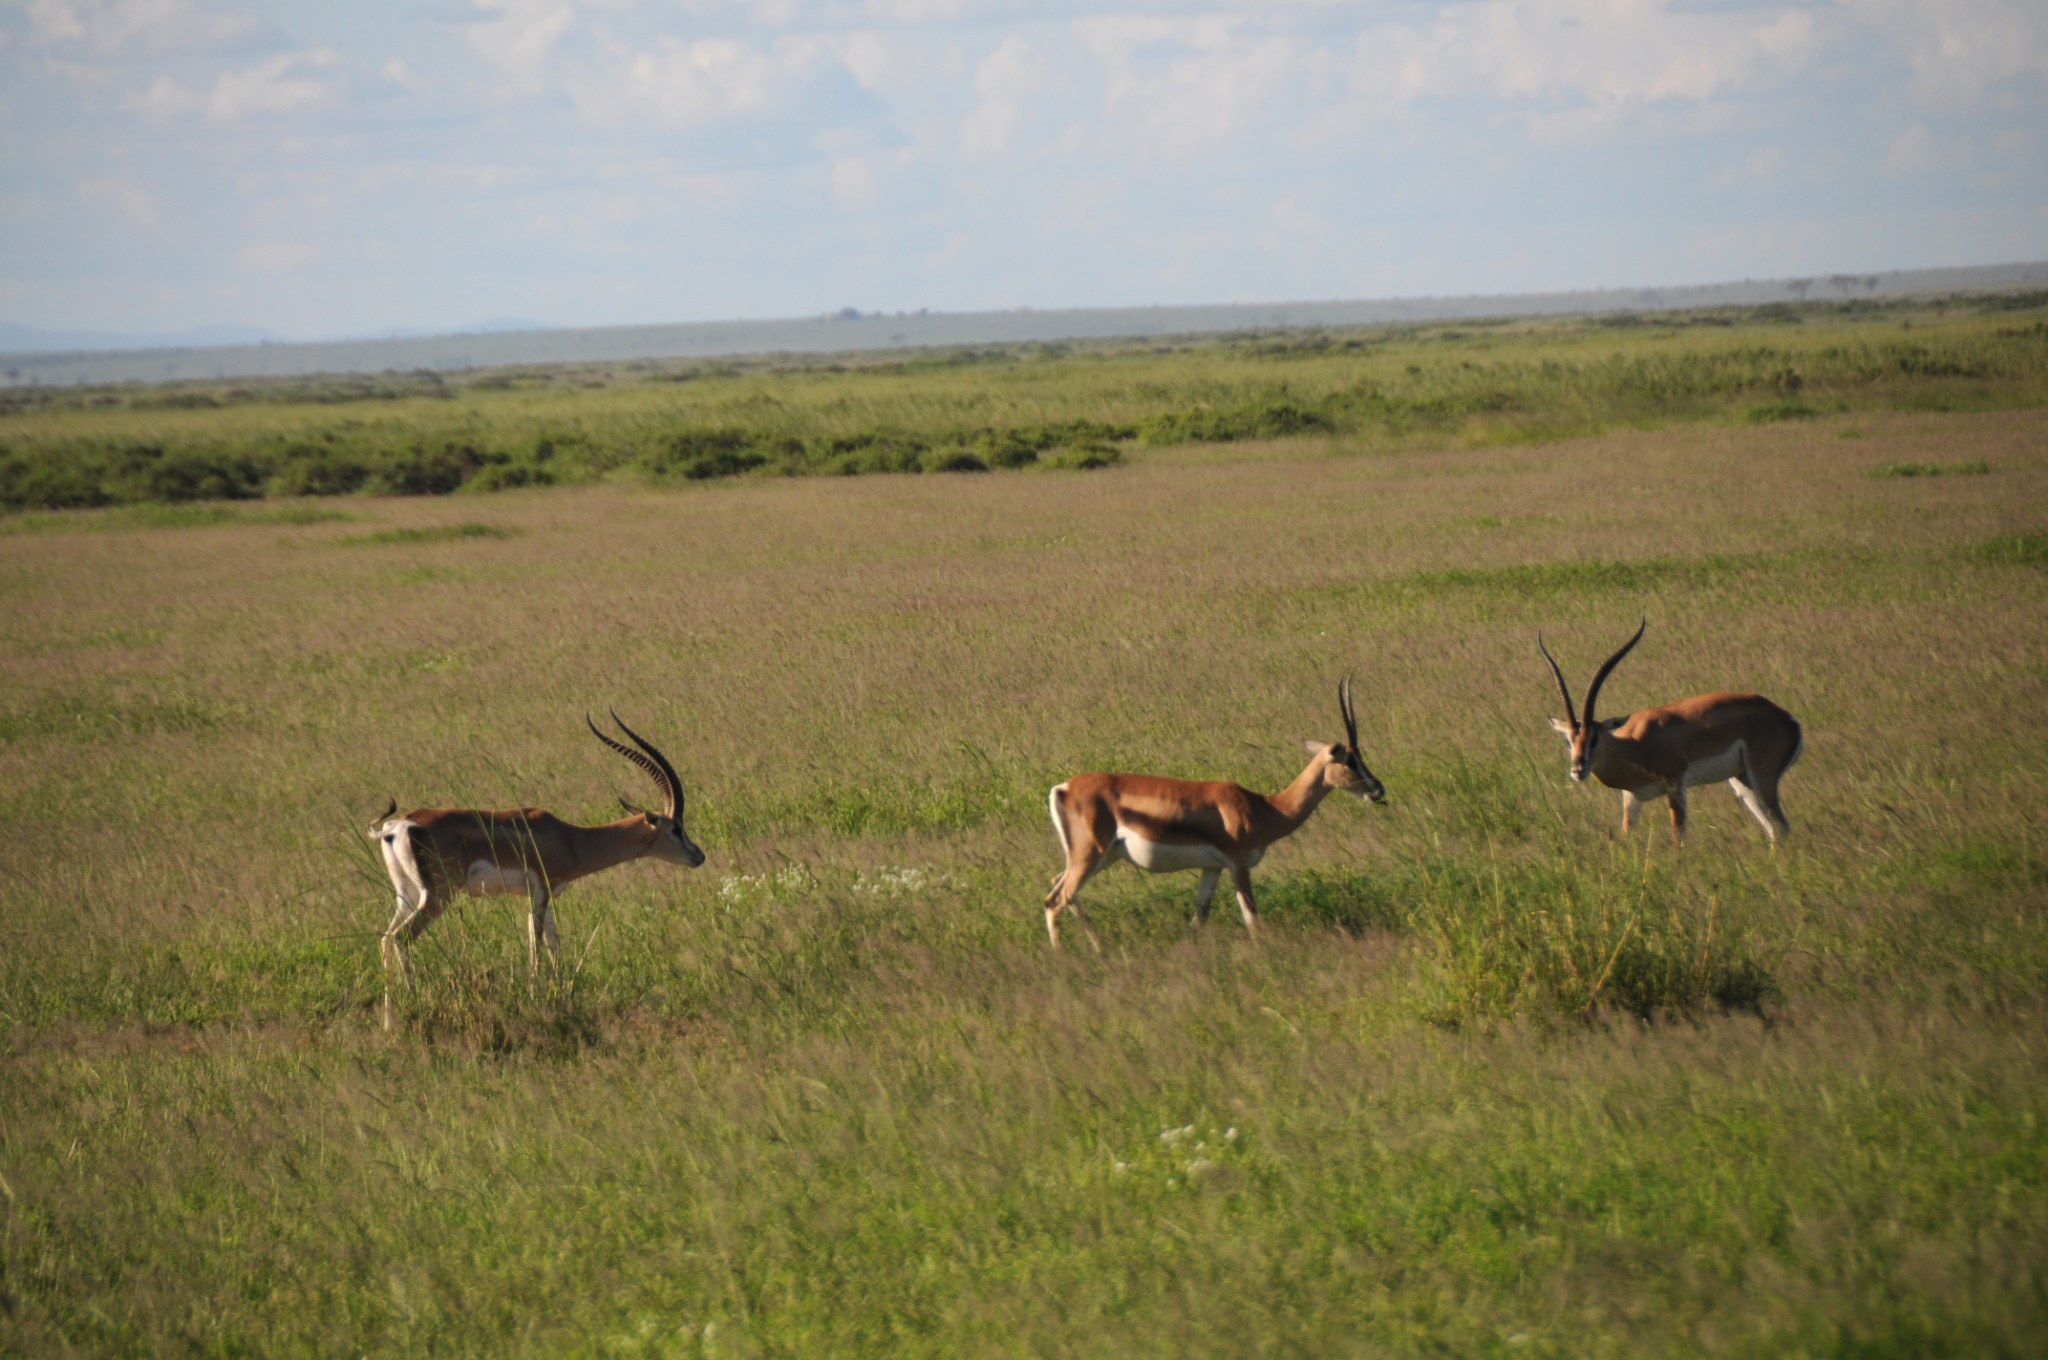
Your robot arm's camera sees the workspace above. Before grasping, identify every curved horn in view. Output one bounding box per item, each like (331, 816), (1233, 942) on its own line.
(1581, 618), (1646, 728)
(610, 707), (685, 819)
(1537, 633), (1578, 729)
(1338, 676), (1359, 752)
(586, 710), (679, 818)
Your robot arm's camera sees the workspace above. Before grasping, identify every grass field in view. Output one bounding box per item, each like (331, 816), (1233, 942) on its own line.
(5, 294), (2048, 506)
(2, 311), (2046, 1355)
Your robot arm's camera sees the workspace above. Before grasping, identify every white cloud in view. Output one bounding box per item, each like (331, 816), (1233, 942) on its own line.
(831, 154), (874, 203)
(1711, 145), (1784, 188)
(237, 239), (317, 272)
(960, 34), (1038, 159)
(1267, 192), (1326, 234)
(27, 0), (263, 55)
(1841, 0), (2048, 107)
(1884, 122), (1940, 174)
(1075, 15), (1296, 159)
(124, 71), (199, 119)
(206, 49), (341, 119)
(863, 0), (963, 21)
(582, 34), (831, 128)
(1346, 1), (1819, 138)
(465, 0), (574, 79)
(78, 176), (155, 225)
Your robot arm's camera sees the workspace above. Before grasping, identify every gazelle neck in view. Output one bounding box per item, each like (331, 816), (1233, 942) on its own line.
(1262, 757), (1336, 836)
(553, 816), (659, 887)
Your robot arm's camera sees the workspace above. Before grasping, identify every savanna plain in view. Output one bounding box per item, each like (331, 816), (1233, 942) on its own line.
(3, 299), (2047, 1357)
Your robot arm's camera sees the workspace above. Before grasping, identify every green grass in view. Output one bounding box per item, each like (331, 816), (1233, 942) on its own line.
(1870, 459), (1993, 477)
(1971, 529), (2048, 566)
(1, 359), (2045, 1353)
(0, 501), (356, 533)
(335, 522), (520, 547)
(3, 293), (2047, 511)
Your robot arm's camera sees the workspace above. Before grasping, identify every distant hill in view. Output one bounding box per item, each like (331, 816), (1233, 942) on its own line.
(5, 262), (2045, 388)
(0, 322), (287, 354)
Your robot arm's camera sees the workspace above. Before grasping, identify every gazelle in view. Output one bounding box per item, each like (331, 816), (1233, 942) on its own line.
(370, 710), (704, 1028)
(1540, 620), (1803, 846)
(1043, 679), (1385, 948)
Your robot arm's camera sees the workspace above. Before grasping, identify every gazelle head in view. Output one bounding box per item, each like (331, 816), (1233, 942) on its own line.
(586, 709), (706, 868)
(1302, 676), (1386, 803)
(1539, 618), (1646, 782)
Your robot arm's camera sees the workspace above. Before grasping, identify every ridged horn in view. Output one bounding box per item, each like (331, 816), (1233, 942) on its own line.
(1581, 618), (1647, 728)
(586, 710), (681, 818)
(1537, 633), (1578, 730)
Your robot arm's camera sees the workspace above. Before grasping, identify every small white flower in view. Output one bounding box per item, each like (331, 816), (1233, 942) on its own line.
(1224, 1127), (1239, 1141)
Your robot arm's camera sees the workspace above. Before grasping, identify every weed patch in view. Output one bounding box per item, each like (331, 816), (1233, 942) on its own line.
(1970, 530), (2048, 566)
(337, 522), (518, 547)
(1870, 459), (1992, 477)
(1747, 400), (1821, 422)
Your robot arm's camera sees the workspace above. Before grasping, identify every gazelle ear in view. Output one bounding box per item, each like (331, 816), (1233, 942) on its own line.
(1301, 739), (1331, 759)
(1549, 718), (1573, 736)
(619, 795), (649, 817)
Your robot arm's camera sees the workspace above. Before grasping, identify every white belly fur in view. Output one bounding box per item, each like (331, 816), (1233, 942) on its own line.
(1688, 741), (1747, 786)
(465, 860), (539, 896)
(1117, 830), (1256, 874)
(1629, 741), (1748, 800)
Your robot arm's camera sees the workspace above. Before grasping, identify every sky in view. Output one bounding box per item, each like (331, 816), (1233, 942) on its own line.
(2, 0), (2045, 340)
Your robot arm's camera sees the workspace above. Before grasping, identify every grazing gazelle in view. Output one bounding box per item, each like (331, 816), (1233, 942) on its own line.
(1539, 620), (1803, 846)
(1042, 679), (1385, 948)
(371, 710), (704, 1028)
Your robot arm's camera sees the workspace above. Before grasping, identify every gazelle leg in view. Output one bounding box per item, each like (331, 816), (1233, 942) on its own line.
(381, 888), (440, 1030)
(1045, 849), (1108, 952)
(1667, 780), (1689, 847)
(1751, 766), (1792, 843)
(527, 883), (560, 980)
(1620, 790), (1639, 834)
(1192, 868), (1223, 928)
(1230, 864), (1261, 943)
(1729, 778), (1778, 842)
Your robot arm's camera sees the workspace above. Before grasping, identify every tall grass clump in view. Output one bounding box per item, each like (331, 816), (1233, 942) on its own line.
(1402, 853), (1776, 1025)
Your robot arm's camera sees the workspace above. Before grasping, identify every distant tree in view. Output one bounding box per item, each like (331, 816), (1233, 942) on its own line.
(1788, 278), (1813, 299)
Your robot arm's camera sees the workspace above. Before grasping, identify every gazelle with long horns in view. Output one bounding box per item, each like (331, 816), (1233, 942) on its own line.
(1042, 679), (1385, 948)
(371, 710), (704, 1028)
(1539, 620), (1803, 846)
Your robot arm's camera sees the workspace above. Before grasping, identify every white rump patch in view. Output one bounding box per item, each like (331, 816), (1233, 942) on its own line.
(379, 819), (426, 904)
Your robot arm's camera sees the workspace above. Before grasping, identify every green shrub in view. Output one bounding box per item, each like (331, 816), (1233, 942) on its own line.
(1141, 396), (1334, 445)
(141, 452), (265, 502)
(271, 453), (371, 497)
(467, 462), (557, 492)
(928, 450), (990, 473)
(376, 442), (485, 495)
(1746, 401), (1820, 423)
(0, 453), (114, 511)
